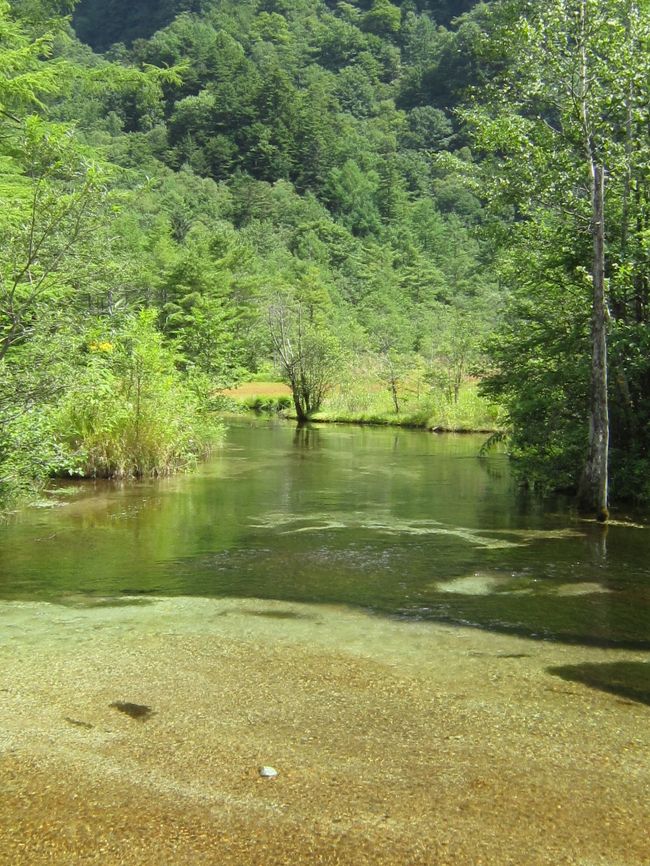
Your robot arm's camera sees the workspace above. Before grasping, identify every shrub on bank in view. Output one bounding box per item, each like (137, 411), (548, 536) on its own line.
(52, 312), (223, 479)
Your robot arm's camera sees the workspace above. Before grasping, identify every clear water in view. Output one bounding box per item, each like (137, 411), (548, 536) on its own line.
(1, 419), (649, 648)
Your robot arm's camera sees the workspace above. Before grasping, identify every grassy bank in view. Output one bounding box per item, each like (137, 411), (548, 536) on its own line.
(313, 380), (502, 432)
(224, 379), (504, 433)
(0, 314), (227, 513)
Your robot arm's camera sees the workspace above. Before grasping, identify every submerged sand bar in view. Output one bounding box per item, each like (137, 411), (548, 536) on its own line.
(0, 596), (648, 865)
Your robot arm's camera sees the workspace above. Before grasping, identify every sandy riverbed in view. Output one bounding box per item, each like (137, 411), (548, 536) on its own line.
(0, 596), (648, 865)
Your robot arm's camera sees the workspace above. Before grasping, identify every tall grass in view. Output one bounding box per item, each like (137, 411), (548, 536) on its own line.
(314, 379), (503, 431)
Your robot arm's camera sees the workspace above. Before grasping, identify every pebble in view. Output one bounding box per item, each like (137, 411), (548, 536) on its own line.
(259, 766), (278, 778)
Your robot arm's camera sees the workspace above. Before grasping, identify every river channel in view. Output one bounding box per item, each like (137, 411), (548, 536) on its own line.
(1, 420), (650, 865)
(1, 419), (649, 649)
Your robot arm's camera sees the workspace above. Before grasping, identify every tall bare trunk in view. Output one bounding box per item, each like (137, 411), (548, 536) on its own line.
(578, 164), (609, 521)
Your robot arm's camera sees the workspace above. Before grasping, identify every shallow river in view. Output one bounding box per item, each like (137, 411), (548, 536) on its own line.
(2, 420), (650, 866)
(1, 419), (649, 651)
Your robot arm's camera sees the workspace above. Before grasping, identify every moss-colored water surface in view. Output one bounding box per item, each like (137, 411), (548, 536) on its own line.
(1, 419), (649, 647)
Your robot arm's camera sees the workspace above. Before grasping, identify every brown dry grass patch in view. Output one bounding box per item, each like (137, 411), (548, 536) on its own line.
(222, 381), (291, 398)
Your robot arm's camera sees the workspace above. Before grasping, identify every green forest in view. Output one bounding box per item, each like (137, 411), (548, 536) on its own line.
(2, 0), (650, 513)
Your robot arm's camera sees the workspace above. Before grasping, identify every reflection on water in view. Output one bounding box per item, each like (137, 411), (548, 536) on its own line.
(0, 419), (649, 647)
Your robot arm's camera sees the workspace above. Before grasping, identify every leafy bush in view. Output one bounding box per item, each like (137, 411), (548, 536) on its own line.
(0, 410), (61, 509)
(52, 311), (223, 478)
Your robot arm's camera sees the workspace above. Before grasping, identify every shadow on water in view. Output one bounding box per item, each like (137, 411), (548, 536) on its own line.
(548, 662), (650, 707)
(401, 611), (650, 651)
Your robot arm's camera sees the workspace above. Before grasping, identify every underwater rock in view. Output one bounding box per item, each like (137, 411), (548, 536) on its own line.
(259, 766), (278, 778)
(555, 582), (612, 596)
(110, 701), (154, 720)
(436, 574), (510, 596)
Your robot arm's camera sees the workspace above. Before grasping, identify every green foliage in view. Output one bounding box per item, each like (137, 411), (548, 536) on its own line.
(318, 377), (501, 431)
(480, 235), (592, 490)
(1, 116), (106, 361)
(0, 0), (61, 117)
(52, 312), (222, 478)
(362, 0), (401, 38)
(0, 407), (59, 506)
(2, 0), (514, 507)
(73, 0), (201, 51)
(266, 279), (347, 421)
(467, 0), (650, 501)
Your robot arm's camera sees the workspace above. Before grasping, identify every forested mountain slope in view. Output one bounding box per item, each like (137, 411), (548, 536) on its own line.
(73, 0), (479, 50)
(74, 0), (201, 49)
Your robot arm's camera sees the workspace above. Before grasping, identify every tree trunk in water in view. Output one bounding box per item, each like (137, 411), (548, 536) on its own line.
(290, 379), (309, 425)
(578, 164), (609, 521)
(293, 400), (308, 425)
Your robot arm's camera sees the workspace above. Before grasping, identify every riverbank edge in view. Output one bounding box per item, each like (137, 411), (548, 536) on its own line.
(298, 411), (500, 434)
(238, 406), (503, 435)
(219, 380), (505, 434)
(0, 426), (227, 518)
